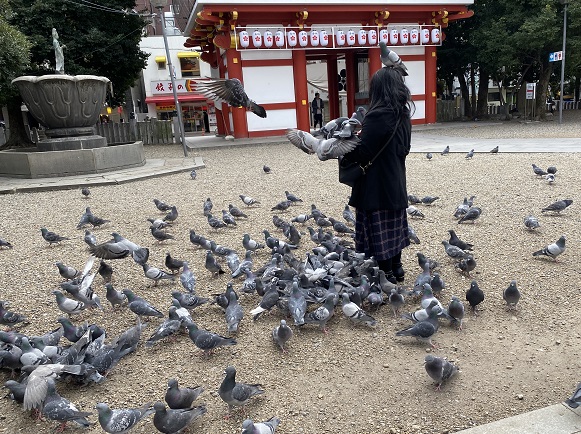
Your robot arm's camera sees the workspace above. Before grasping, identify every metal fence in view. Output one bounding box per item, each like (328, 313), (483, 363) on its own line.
(95, 119), (175, 145)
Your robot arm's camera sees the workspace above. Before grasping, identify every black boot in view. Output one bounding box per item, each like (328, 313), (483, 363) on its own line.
(378, 258), (397, 285)
(392, 252), (405, 282)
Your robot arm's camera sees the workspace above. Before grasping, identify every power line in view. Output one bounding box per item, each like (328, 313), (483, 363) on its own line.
(70, 26), (145, 63)
(61, 0), (140, 15)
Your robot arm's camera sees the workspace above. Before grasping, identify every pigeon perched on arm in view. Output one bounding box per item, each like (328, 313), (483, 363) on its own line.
(165, 379), (204, 409)
(242, 417), (281, 434)
(153, 401), (207, 434)
(424, 355), (459, 390)
(95, 402), (154, 433)
(218, 366), (264, 412)
(532, 235), (566, 261)
(379, 41), (408, 75)
(192, 78), (266, 118)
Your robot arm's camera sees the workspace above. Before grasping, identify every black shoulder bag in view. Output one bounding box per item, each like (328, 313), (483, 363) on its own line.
(338, 118), (402, 187)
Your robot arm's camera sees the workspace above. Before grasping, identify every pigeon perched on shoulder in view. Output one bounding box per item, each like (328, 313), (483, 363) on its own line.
(503, 280), (520, 310)
(532, 235), (566, 261)
(165, 378), (204, 410)
(242, 417), (281, 434)
(153, 401), (207, 434)
(272, 319), (293, 353)
(523, 215), (540, 230)
(218, 366), (264, 412)
(541, 199), (572, 213)
(379, 41), (408, 75)
(95, 402), (154, 433)
(192, 78), (267, 118)
(424, 355), (459, 390)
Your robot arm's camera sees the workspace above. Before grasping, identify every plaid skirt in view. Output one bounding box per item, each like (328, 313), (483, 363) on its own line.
(355, 209), (410, 260)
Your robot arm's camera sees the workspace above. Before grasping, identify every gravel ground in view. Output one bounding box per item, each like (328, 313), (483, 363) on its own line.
(0, 115), (580, 434)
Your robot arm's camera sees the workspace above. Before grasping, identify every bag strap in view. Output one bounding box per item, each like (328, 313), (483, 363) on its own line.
(360, 117), (402, 173)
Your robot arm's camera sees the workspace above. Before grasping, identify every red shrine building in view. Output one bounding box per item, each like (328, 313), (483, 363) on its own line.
(175, 0), (474, 138)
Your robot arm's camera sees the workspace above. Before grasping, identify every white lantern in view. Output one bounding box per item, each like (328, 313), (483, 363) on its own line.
(275, 30), (285, 47)
(357, 29), (367, 45)
(310, 29), (320, 46)
(431, 28), (441, 44)
(390, 29), (399, 45)
(252, 30), (262, 48)
(368, 29), (377, 45)
(287, 30), (297, 47)
(347, 29), (356, 46)
(410, 28), (419, 44)
(299, 30), (308, 47)
(379, 28), (389, 44)
(400, 28), (409, 44)
(336, 29), (346, 46)
(421, 28), (430, 44)
(239, 30), (250, 48)
(320, 30), (329, 46)
(264, 30), (273, 48)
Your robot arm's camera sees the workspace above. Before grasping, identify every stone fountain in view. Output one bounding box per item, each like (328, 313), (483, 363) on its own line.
(0, 28), (144, 178)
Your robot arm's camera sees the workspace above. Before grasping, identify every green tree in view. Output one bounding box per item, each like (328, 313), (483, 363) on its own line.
(3, 0), (148, 147)
(0, 0), (32, 147)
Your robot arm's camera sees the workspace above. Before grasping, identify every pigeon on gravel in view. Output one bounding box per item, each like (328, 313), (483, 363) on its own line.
(165, 252), (185, 274)
(0, 237), (13, 249)
(42, 380), (91, 431)
(523, 215), (540, 230)
(565, 383), (581, 408)
(342, 204), (356, 225)
(165, 379), (204, 410)
(95, 402), (154, 433)
(104, 283), (127, 308)
(148, 218), (172, 230)
(154, 198), (173, 212)
(503, 280), (521, 310)
(153, 401), (207, 434)
(0, 302), (27, 328)
(388, 288), (405, 317)
(303, 294), (336, 333)
(242, 417), (281, 434)
(98, 260), (113, 283)
(490, 146), (499, 153)
(442, 240), (471, 260)
(532, 164), (547, 176)
(455, 256), (476, 276)
(263, 165), (271, 174)
(541, 199), (573, 213)
(406, 206), (425, 218)
(421, 196), (439, 205)
(447, 296), (465, 330)
(341, 292), (376, 328)
(424, 355), (459, 390)
(151, 226), (174, 243)
(271, 200), (292, 212)
(222, 209), (237, 226)
(272, 319), (293, 353)
(186, 323), (236, 356)
(448, 230), (473, 251)
(56, 317), (88, 343)
(143, 263), (175, 286)
(395, 318), (438, 348)
(52, 290), (85, 316)
(179, 262), (196, 293)
(441, 145), (449, 156)
(465, 280), (485, 314)
(172, 291), (208, 311)
(379, 41), (408, 75)
(225, 291), (243, 334)
(229, 204), (248, 218)
(458, 207), (482, 224)
(55, 262), (80, 280)
(123, 289), (164, 318)
(285, 191), (303, 203)
(408, 224), (420, 244)
(41, 228), (69, 246)
(532, 235), (566, 261)
(207, 214), (227, 230)
(203, 198), (213, 217)
(192, 78), (267, 118)
(465, 149), (474, 159)
(190, 169), (197, 180)
(240, 194), (260, 206)
(145, 308), (182, 348)
(205, 250), (225, 276)
(218, 366), (264, 412)
(81, 187), (90, 198)
(164, 206), (178, 223)
(426, 152), (432, 160)
(23, 363), (86, 410)
(242, 233), (265, 251)
(76, 207), (93, 229)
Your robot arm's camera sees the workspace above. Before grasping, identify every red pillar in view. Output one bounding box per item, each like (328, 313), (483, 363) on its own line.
(292, 49), (310, 131)
(368, 47), (382, 80)
(225, 48), (247, 138)
(425, 46), (437, 124)
(345, 51), (356, 116)
(326, 54), (339, 121)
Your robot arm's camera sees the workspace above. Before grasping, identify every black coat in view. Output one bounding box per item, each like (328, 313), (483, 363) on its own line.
(346, 106), (411, 211)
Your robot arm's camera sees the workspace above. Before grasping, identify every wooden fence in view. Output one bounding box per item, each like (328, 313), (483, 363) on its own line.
(95, 119), (174, 145)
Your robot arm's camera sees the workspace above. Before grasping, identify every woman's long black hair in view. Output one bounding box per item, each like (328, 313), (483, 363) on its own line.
(368, 66), (414, 118)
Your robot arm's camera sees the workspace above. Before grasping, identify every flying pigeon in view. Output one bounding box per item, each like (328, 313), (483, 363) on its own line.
(424, 355), (459, 390)
(379, 41), (408, 75)
(95, 402), (154, 433)
(272, 319), (293, 353)
(193, 78), (266, 117)
(218, 366), (264, 412)
(532, 235), (566, 261)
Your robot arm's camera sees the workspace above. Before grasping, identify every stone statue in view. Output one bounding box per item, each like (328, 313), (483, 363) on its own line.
(52, 28), (65, 74)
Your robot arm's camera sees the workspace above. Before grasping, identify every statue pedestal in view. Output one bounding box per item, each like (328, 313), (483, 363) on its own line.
(37, 135), (107, 152)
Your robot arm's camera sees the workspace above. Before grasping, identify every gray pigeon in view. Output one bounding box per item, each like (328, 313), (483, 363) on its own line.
(424, 355), (459, 390)
(441, 145), (449, 156)
(23, 363), (86, 410)
(272, 319), (293, 353)
(42, 380), (91, 431)
(0, 237), (13, 249)
(426, 152), (432, 160)
(286, 128), (360, 161)
(541, 199), (573, 213)
(203, 197), (213, 216)
(205, 250), (225, 276)
(379, 41), (408, 75)
(52, 290), (85, 316)
(442, 240), (471, 260)
(192, 78), (267, 118)
(239, 194), (260, 206)
(447, 296), (465, 330)
(143, 263), (175, 286)
(565, 382), (581, 409)
(151, 226), (174, 243)
(465, 280), (485, 314)
(288, 280), (307, 326)
(285, 190), (303, 203)
(95, 402), (154, 433)
(532, 235), (566, 261)
(455, 256), (477, 276)
(123, 289), (164, 318)
(55, 262), (79, 280)
(503, 280), (521, 310)
(164, 205), (178, 222)
(465, 149), (474, 159)
(448, 230), (473, 251)
(341, 292), (376, 328)
(222, 209), (237, 226)
(458, 207), (482, 224)
(153, 401), (207, 434)
(532, 164), (547, 176)
(145, 308), (182, 348)
(179, 262), (196, 293)
(225, 290), (243, 333)
(303, 294), (336, 333)
(154, 199), (172, 212)
(218, 366), (264, 412)
(41, 228), (69, 245)
(342, 204), (356, 225)
(190, 169), (197, 180)
(406, 206), (425, 218)
(104, 283), (127, 308)
(395, 320), (437, 348)
(388, 288), (405, 317)
(172, 291), (208, 311)
(229, 204), (248, 218)
(165, 378), (204, 410)
(408, 224), (420, 244)
(242, 417), (281, 434)
(81, 187), (90, 197)
(186, 323), (236, 356)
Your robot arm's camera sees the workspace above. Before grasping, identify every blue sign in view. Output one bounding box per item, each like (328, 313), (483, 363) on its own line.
(549, 51), (563, 62)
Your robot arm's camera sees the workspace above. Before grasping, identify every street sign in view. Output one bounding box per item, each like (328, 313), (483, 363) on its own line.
(526, 83), (536, 100)
(549, 51), (563, 62)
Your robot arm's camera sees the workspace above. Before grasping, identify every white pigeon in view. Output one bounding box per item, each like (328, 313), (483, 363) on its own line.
(379, 41), (408, 76)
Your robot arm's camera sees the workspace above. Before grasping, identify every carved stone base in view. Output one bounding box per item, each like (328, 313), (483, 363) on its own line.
(36, 135), (107, 152)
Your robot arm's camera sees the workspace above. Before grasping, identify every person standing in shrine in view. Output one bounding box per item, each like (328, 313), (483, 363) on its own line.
(311, 92), (324, 129)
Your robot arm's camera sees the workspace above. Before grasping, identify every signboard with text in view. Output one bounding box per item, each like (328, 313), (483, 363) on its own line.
(549, 51), (563, 62)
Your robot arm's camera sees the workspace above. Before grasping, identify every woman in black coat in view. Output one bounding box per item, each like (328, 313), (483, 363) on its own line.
(345, 66), (413, 283)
